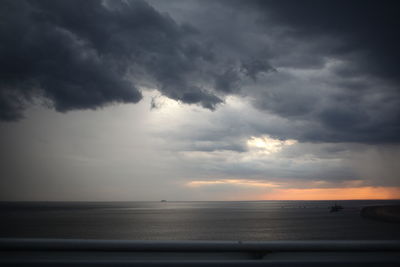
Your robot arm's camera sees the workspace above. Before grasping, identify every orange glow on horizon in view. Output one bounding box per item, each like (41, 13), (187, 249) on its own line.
(258, 186), (400, 200)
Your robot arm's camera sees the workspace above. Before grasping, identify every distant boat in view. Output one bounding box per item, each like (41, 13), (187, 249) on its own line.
(161, 200), (167, 202)
(330, 203), (344, 212)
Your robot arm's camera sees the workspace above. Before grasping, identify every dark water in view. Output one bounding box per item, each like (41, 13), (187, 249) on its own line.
(1, 200), (400, 240)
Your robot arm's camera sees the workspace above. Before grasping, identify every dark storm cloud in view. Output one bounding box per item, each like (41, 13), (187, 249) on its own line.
(251, 77), (400, 143)
(218, 0), (400, 144)
(214, 69), (240, 93)
(240, 59), (275, 81)
(2, 0), (400, 145)
(0, 0), (224, 120)
(0, 0), (141, 120)
(150, 0), (400, 144)
(251, 0), (400, 81)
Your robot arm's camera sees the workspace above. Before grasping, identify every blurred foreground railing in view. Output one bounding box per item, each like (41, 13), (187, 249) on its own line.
(1, 238), (400, 266)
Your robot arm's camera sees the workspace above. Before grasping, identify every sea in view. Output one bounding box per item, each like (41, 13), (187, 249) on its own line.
(1, 200), (400, 240)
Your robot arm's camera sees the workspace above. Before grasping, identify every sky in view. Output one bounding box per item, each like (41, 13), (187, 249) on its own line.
(1, 0), (400, 201)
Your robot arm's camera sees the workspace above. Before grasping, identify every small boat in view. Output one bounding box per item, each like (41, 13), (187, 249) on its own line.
(161, 200), (167, 202)
(330, 203), (343, 212)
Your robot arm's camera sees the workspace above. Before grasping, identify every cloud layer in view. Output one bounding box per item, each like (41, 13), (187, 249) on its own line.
(2, 0), (399, 144)
(0, 0), (229, 121)
(1, 0), (400, 200)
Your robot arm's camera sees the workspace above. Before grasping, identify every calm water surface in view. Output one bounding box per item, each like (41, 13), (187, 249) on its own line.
(1, 200), (400, 240)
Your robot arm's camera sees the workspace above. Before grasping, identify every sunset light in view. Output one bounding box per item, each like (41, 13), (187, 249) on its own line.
(259, 187), (400, 201)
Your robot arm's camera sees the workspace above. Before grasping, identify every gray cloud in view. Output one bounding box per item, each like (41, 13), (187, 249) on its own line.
(0, 0), (142, 120)
(241, 59), (275, 81)
(224, 0), (400, 144)
(149, 0), (400, 144)
(3, 0), (400, 201)
(350, 145), (400, 187)
(2, 0), (400, 144)
(0, 0), (227, 120)
(250, 0), (400, 81)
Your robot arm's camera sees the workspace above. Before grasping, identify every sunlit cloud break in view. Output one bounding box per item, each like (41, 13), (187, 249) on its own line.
(247, 136), (297, 154)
